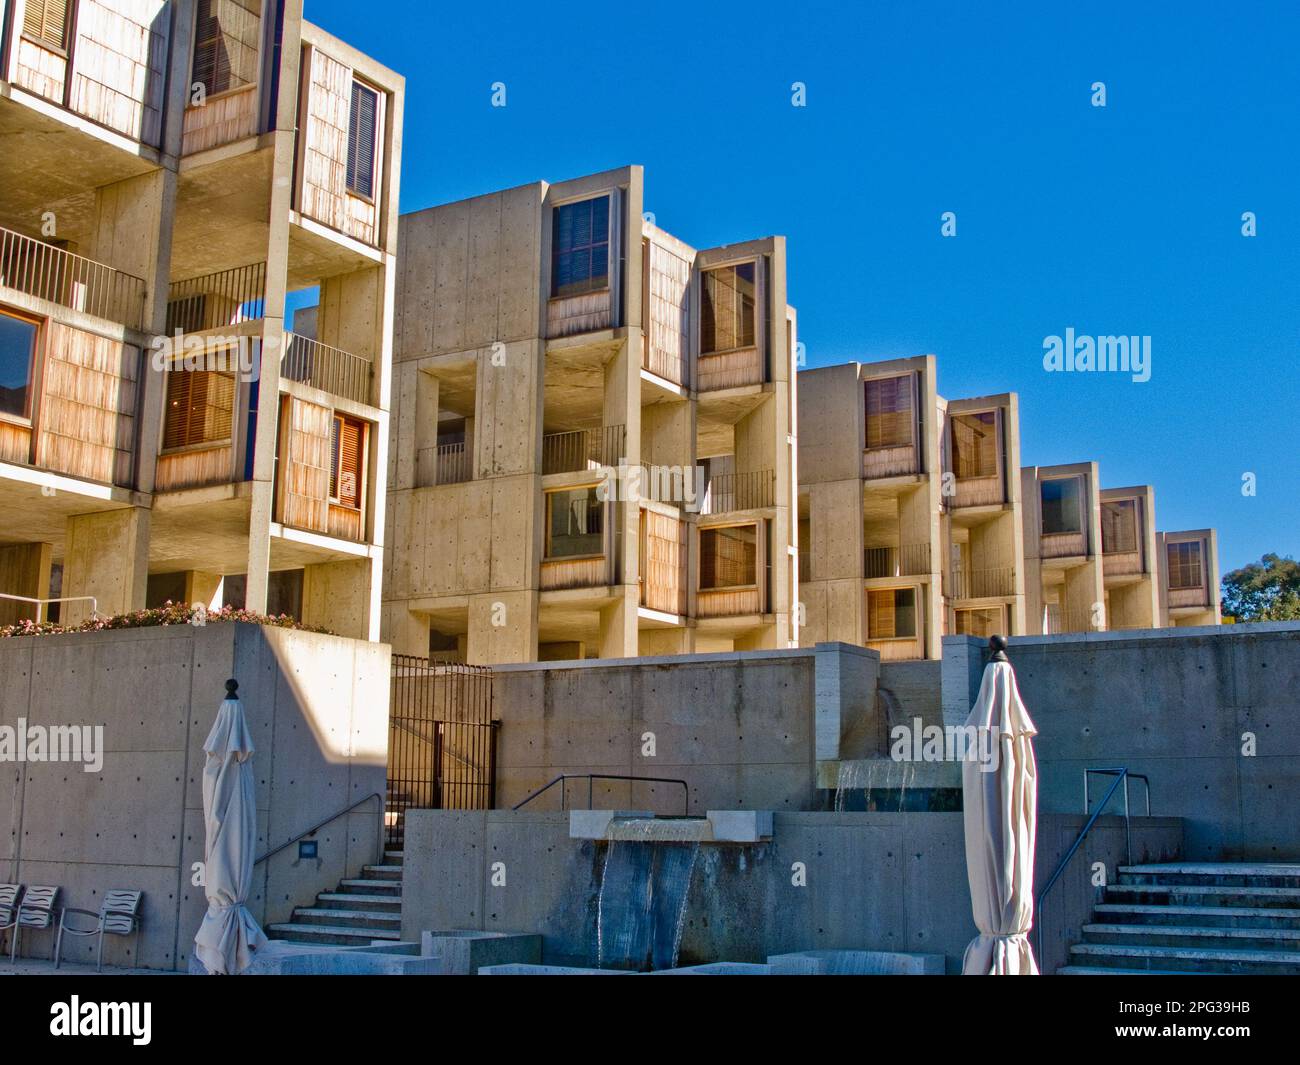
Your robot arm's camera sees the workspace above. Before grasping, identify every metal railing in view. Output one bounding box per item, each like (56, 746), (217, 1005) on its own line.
(946, 566), (1015, 599)
(512, 774), (690, 816)
(165, 261), (266, 334)
(864, 542), (932, 578)
(433, 441), (470, 485)
(254, 791), (384, 868)
(0, 593), (99, 624)
(0, 225), (147, 330)
(542, 425), (626, 474)
(1034, 767), (1151, 964)
(281, 332), (373, 404)
(700, 468), (776, 514)
(1044, 605), (1104, 634)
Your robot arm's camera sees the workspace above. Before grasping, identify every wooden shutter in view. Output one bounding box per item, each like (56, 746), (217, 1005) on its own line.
(24, 0), (68, 50)
(163, 369), (235, 449)
(332, 415), (364, 509)
(347, 82), (379, 199)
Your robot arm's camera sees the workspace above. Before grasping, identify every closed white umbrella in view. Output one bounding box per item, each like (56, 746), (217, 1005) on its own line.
(195, 679), (268, 974)
(961, 636), (1039, 975)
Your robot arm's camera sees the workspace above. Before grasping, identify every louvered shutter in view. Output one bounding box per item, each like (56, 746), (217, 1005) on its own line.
(347, 82), (379, 199)
(24, 0), (68, 50)
(332, 415), (364, 509)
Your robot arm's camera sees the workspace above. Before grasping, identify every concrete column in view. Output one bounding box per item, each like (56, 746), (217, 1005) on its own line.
(301, 558), (378, 640)
(63, 508), (150, 624)
(184, 570), (225, 611)
(637, 627), (694, 656)
(382, 602), (430, 657)
(467, 590), (537, 664)
(598, 589), (639, 659)
(0, 543), (53, 625)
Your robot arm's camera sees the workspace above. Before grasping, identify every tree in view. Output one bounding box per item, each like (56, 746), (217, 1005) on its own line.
(1220, 554), (1300, 621)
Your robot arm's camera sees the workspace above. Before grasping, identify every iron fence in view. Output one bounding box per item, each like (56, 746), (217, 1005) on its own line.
(0, 225), (147, 330)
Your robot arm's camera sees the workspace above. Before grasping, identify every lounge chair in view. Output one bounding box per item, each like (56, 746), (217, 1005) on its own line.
(54, 890), (143, 972)
(9, 885), (58, 964)
(0, 884), (21, 957)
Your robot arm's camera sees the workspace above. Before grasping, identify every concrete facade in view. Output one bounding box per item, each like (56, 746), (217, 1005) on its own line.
(0, 622), (388, 970)
(0, 1), (404, 641)
(385, 166), (798, 664)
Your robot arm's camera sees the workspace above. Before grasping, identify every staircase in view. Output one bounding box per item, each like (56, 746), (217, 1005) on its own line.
(266, 849), (405, 947)
(1060, 863), (1300, 974)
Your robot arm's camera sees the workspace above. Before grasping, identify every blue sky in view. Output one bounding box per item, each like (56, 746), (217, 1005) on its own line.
(308, 0), (1299, 573)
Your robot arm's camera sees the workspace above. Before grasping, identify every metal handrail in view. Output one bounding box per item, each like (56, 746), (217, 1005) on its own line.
(1034, 767), (1151, 963)
(0, 593), (99, 624)
(254, 791), (384, 867)
(512, 774), (690, 816)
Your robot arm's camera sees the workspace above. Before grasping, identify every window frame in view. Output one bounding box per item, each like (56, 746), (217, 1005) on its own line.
(864, 374), (916, 452)
(345, 77), (383, 204)
(950, 409), (999, 480)
(21, 0), (71, 55)
(543, 484), (606, 561)
(1166, 540), (1204, 591)
(189, 0), (265, 103)
(549, 195), (612, 301)
(867, 586), (919, 641)
(329, 412), (368, 511)
(0, 307), (42, 426)
(1040, 476), (1084, 536)
(1101, 498), (1140, 555)
(160, 363), (238, 454)
(699, 260), (758, 357)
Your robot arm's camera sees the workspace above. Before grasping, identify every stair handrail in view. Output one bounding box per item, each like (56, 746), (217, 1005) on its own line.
(254, 791), (385, 868)
(512, 773), (690, 816)
(1034, 767), (1151, 965)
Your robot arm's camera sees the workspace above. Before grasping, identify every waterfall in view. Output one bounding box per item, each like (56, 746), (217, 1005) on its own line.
(596, 841), (700, 971)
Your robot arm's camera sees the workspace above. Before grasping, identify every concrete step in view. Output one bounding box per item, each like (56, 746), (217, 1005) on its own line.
(360, 864), (404, 881)
(1057, 966), (1198, 975)
(266, 923), (402, 946)
(1119, 864), (1300, 889)
(289, 908), (401, 930)
(384, 850), (404, 864)
(315, 892), (401, 913)
(338, 878), (402, 896)
(1068, 942), (1300, 975)
(1104, 883), (1300, 909)
(1094, 903), (1300, 930)
(1082, 923), (1300, 951)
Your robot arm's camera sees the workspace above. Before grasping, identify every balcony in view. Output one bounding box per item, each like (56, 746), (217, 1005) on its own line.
(540, 555), (613, 591)
(697, 347), (763, 392)
(1102, 550), (1145, 579)
(864, 543), (932, 579)
(1, 225), (147, 330)
(166, 262), (267, 334)
(700, 469), (775, 515)
(542, 425), (626, 475)
(281, 333), (373, 405)
(950, 474), (1004, 509)
(863, 444), (920, 480)
(1041, 530), (1088, 560)
(946, 566), (1015, 600)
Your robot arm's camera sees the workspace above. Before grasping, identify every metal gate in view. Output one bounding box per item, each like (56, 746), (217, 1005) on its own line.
(387, 655), (497, 848)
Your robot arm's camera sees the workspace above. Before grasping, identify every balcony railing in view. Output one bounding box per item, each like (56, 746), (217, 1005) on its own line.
(166, 262), (267, 334)
(946, 566), (1015, 600)
(434, 442), (470, 485)
(864, 543), (932, 579)
(0, 225), (147, 330)
(542, 425), (626, 475)
(700, 469), (776, 515)
(281, 332), (373, 405)
(1045, 605), (1104, 634)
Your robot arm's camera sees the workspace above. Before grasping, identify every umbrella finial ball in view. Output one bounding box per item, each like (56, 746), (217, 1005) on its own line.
(225, 678), (239, 697)
(989, 634), (1007, 653)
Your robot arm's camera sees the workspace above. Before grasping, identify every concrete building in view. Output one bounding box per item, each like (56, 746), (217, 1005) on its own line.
(385, 166), (798, 663)
(1158, 528), (1221, 627)
(0, 0), (403, 639)
(1099, 484), (1161, 630)
(1020, 461), (1106, 635)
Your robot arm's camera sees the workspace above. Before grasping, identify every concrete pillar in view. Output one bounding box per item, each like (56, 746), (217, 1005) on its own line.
(637, 627), (694, 657)
(184, 570), (225, 611)
(382, 602), (430, 657)
(0, 543), (53, 625)
(466, 590), (537, 664)
(301, 558), (379, 640)
(598, 588), (639, 659)
(62, 508), (150, 624)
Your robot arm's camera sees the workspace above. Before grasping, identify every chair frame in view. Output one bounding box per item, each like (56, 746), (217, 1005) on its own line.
(54, 891), (143, 972)
(8, 886), (59, 965)
(0, 884), (23, 959)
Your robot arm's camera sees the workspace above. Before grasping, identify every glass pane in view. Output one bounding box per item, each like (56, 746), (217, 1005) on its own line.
(699, 525), (757, 589)
(0, 313), (37, 419)
(547, 487), (603, 558)
(1041, 478), (1082, 534)
(551, 196), (610, 298)
(894, 587), (917, 637)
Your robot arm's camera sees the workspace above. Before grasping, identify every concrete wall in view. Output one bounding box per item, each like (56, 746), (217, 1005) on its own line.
(946, 623), (1300, 860)
(0, 622), (388, 970)
(401, 809), (1181, 974)
(492, 648), (818, 813)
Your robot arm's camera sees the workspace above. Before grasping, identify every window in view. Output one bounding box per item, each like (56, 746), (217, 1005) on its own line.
(191, 0), (263, 97)
(551, 197), (609, 299)
(956, 607), (1001, 639)
(700, 263), (756, 354)
(0, 311), (39, 420)
(699, 524), (757, 589)
(330, 414), (366, 509)
(951, 411), (997, 479)
(545, 486), (604, 558)
(1101, 499), (1139, 554)
(23, 0), (68, 50)
(1167, 541), (1203, 591)
(347, 81), (381, 200)
(865, 376), (913, 449)
(868, 588), (917, 639)
(162, 368), (235, 449)
(1041, 478), (1082, 535)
